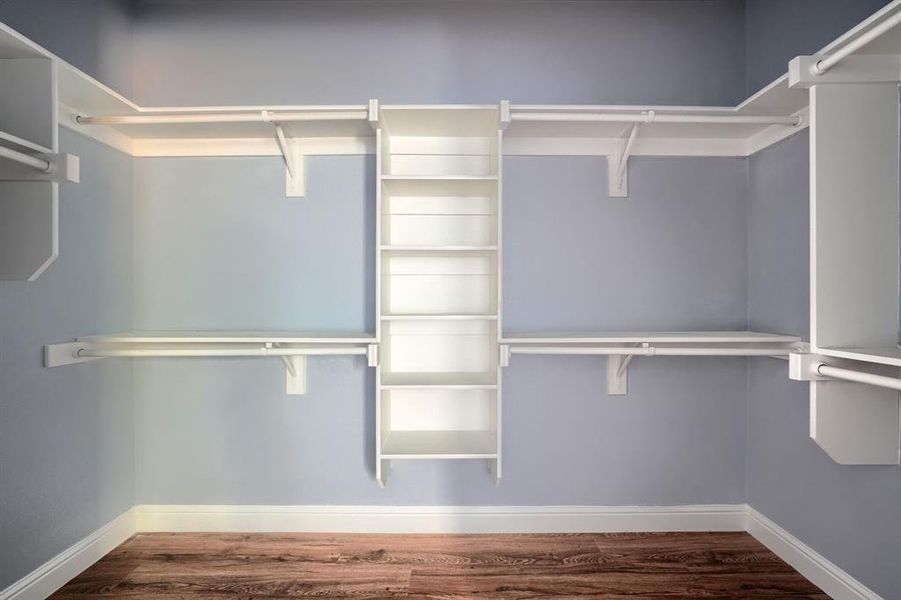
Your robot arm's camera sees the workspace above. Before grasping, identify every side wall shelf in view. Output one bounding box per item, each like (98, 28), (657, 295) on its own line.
(44, 332), (378, 396)
(501, 332), (803, 396)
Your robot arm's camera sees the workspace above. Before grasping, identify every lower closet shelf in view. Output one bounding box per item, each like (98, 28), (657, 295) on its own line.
(380, 372), (497, 388)
(381, 430), (498, 459)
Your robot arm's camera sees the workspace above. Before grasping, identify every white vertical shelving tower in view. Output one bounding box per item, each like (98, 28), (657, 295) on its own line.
(374, 105), (504, 485)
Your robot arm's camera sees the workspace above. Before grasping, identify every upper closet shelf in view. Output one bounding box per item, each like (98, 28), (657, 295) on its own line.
(44, 331), (378, 396)
(74, 107), (373, 139)
(501, 331), (800, 345)
(76, 331), (376, 344)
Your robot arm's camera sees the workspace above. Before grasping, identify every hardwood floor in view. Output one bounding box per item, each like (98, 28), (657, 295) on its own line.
(51, 532), (829, 599)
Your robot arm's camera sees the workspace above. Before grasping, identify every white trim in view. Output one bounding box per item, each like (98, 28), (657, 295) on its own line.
(0, 508), (136, 600)
(134, 504), (746, 534)
(745, 507), (882, 600)
(0, 505), (883, 600)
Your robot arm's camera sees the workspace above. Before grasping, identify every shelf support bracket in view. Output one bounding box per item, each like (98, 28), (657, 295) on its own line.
(263, 110), (305, 197)
(284, 355), (306, 395)
(608, 121), (641, 197)
(499, 344), (511, 368)
(499, 100), (511, 130)
(368, 99), (379, 130)
(606, 349), (639, 395)
(44, 341), (100, 367)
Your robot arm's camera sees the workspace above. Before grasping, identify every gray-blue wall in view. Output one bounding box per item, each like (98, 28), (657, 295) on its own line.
(130, 0), (746, 106)
(132, 154), (750, 502)
(744, 0), (892, 95)
(0, 129), (135, 590)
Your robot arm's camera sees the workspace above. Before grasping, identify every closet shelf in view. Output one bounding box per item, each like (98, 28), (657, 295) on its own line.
(380, 245), (498, 252)
(44, 332), (378, 396)
(500, 332), (804, 396)
(380, 177), (498, 196)
(380, 372), (497, 388)
(381, 175), (498, 181)
(381, 314), (498, 321)
(815, 347), (901, 368)
(73, 107), (373, 140)
(380, 430), (498, 459)
(76, 331), (377, 344)
(501, 331), (801, 359)
(502, 331), (800, 345)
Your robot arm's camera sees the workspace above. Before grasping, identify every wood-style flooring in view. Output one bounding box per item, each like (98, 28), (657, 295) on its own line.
(51, 532), (829, 599)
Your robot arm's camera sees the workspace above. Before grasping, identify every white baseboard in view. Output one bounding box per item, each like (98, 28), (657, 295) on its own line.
(0, 508), (136, 600)
(1, 504), (883, 600)
(134, 503), (747, 534)
(745, 507), (882, 600)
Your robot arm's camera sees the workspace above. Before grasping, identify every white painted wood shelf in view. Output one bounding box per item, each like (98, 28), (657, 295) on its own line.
(501, 331), (803, 396)
(380, 372), (499, 388)
(380, 430), (498, 460)
(502, 331), (801, 345)
(816, 347), (901, 368)
(76, 331), (376, 344)
(44, 331), (377, 397)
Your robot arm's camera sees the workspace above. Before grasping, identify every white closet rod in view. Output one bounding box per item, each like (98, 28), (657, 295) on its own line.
(509, 346), (791, 357)
(0, 145), (52, 172)
(76, 346), (368, 358)
(815, 362), (901, 392)
(76, 110), (368, 126)
(811, 8), (901, 75)
(511, 113), (802, 126)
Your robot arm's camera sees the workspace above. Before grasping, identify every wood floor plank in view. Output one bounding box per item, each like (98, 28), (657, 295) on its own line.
(407, 570), (829, 599)
(49, 532), (829, 599)
(335, 533), (602, 568)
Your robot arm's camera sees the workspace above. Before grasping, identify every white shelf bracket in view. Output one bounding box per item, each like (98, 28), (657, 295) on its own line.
(368, 99), (379, 130)
(499, 344), (511, 368)
(263, 110), (305, 197)
(606, 354), (634, 395)
(44, 341), (100, 367)
(608, 120), (641, 197)
(376, 459), (390, 488)
(499, 100), (511, 130)
(283, 355), (306, 396)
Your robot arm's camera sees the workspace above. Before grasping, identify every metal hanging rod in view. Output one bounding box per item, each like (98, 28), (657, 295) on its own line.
(814, 362), (901, 393)
(508, 346), (793, 357)
(0, 144), (52, 172)
(76, 109), (369, 126)
(75, 346), (369, 359)
(511, 112), (803, 126)
(811, 8), (901, 75)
